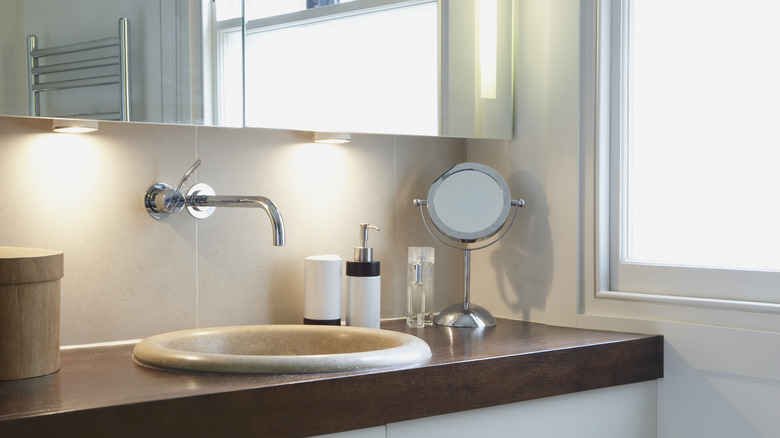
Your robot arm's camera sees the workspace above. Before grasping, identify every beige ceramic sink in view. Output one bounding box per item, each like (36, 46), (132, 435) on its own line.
(133, 324), (431, 374)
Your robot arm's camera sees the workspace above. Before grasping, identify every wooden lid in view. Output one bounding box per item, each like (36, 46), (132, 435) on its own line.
(0, 247), (64, 285)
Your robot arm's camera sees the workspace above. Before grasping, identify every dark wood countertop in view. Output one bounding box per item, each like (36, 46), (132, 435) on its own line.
(0, 318), (663, 437)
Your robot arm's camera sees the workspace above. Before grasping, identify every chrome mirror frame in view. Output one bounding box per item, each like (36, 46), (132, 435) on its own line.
(426, 163), (513, 243)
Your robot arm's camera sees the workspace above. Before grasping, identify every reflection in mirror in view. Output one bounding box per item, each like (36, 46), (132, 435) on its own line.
(0, 0), (242, 126)
(431, 169), (508, 236)
(244, 0), (437, 136)
(244, 0), (358, 19)
(3, 0), (512, 137)
(244, 0), (513, 139)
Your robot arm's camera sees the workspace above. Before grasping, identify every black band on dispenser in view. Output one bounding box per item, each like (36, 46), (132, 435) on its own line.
(346, 261), (380, 277)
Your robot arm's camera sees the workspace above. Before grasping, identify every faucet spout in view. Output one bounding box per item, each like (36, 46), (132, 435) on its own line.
(186, 184), (286, 246)
(205, 196), (286, 246)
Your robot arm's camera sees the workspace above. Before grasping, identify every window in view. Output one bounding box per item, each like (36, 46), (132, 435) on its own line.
(588, 0), (780, 311)
(244, 0), (357, 20)
(242, 0), (438, 135)
(209, 0), (244, 126)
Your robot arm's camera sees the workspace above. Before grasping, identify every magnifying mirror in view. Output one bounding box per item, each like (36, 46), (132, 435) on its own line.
(428, 163), (512, 243)
(414, 163), (524, 328)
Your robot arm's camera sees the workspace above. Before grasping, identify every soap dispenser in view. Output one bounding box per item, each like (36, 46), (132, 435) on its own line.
(346, 223), (381, 328)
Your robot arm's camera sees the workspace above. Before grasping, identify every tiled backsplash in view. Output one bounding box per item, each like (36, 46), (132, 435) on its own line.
(0, 116), (466, 344)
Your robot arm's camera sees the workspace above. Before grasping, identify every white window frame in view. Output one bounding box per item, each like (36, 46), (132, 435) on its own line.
(580, 0), (780, 331)
(202, 0), (245, 127)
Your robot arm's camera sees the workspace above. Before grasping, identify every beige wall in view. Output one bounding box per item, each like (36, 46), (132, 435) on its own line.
(0, 116), (466, 344)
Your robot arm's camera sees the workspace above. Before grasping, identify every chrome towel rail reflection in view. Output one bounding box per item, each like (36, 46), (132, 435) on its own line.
(27, 18), (130, 121)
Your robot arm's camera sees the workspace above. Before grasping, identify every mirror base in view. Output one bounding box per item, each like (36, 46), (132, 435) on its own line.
(434, 303), (497, 328)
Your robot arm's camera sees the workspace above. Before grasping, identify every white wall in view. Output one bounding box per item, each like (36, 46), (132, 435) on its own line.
(468, 1), (780, 437)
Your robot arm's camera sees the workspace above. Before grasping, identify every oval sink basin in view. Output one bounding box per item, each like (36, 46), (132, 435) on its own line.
(133, 324), (431, 374)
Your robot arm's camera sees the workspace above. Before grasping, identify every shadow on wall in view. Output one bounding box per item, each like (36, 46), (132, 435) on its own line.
(490, 169), (552, 320)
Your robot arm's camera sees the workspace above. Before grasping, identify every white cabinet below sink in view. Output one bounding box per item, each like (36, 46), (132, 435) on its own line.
(315, 381), (657, 438)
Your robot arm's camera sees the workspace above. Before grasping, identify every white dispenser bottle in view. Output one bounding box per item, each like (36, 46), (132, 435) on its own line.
(303, 255), (342, 325)
(346, 223), (381, 328)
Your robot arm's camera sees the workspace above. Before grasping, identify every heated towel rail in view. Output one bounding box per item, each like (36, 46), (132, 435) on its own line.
(27, 18), (130, 121)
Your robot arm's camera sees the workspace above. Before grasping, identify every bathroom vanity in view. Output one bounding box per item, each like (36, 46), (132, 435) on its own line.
(0, 319), (662, 437)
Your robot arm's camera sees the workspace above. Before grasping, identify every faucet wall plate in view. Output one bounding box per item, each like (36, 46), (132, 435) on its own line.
(186, 183), (216, 219)
(145, 183), (175, 220)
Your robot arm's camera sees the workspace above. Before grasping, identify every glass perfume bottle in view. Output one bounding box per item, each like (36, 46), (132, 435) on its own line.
(407, 247), (434, 328)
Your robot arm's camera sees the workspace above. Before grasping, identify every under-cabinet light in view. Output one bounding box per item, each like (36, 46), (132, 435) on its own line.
(313, 132), (351, 144)
(52, 119), (99, 133)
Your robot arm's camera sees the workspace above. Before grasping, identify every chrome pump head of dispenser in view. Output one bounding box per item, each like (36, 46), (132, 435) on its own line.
(354, 223), (380, 262)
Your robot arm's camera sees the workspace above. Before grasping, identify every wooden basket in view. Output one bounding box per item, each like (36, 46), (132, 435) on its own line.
(0, 247), (63, 381)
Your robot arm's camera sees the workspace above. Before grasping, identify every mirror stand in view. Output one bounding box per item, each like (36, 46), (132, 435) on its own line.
(435, 249), (496, 327)
(413, 197), (524, 328)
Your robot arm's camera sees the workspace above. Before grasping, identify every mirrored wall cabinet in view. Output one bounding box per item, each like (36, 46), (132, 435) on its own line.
(0, 0), (229, 126)
(0, 0), (513, 139)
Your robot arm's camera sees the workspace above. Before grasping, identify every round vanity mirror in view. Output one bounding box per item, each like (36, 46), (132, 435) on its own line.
(414, 162), (523, 328)
(427, 163), (512, 243)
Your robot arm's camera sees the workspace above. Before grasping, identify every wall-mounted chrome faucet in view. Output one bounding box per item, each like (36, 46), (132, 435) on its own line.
(144, 160), (286, 246)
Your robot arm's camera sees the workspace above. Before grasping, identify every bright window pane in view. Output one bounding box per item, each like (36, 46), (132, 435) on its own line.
(216, 0), (242, 21)
(218, 29), (244, 127)
(625, 0), (780, 272)
(244, 2), (438, 135)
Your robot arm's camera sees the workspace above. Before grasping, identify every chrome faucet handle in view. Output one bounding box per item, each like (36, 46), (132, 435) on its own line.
(144, 159), (201, 220)
(176, 159), (201, 192)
